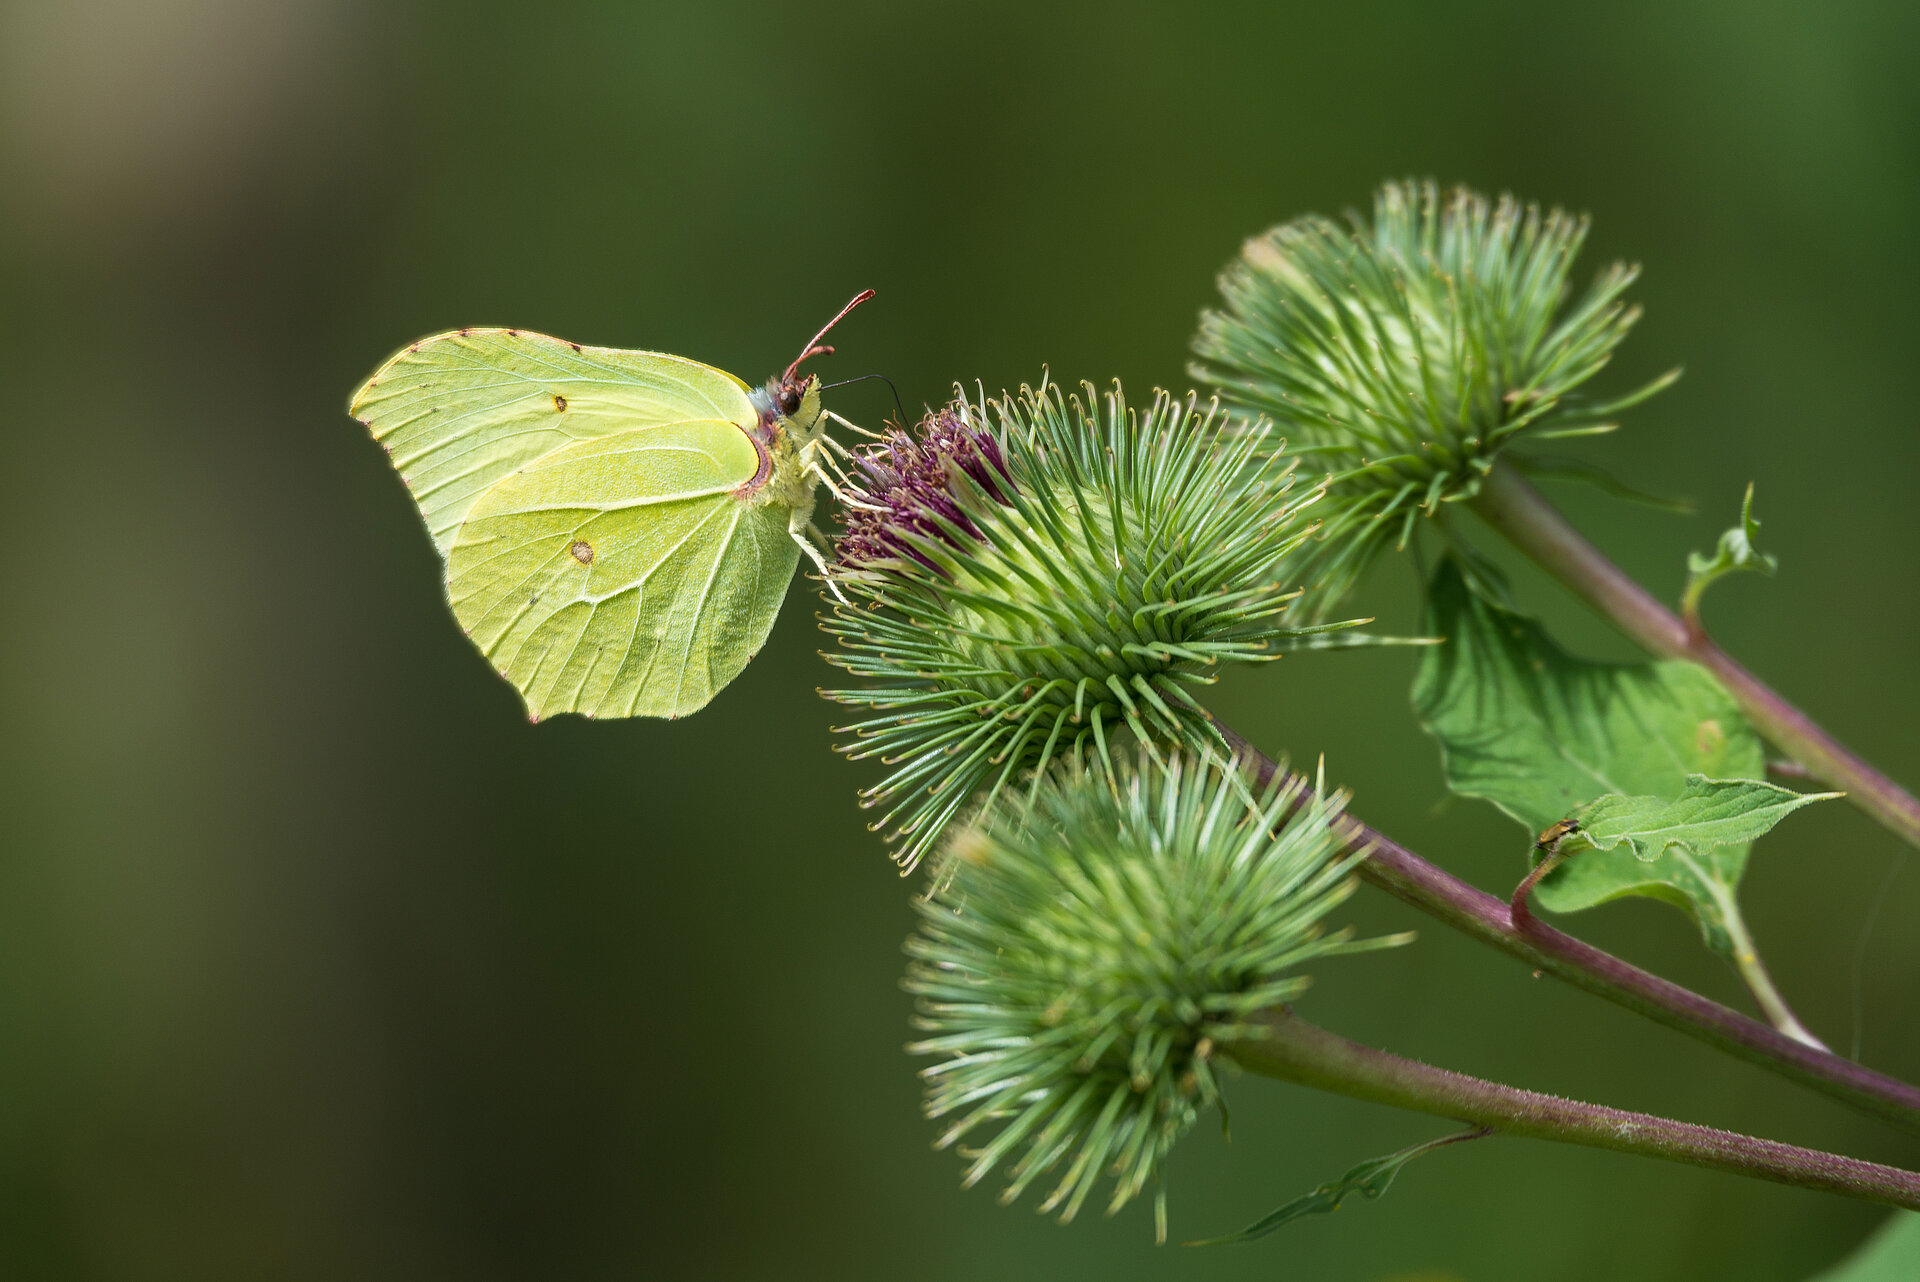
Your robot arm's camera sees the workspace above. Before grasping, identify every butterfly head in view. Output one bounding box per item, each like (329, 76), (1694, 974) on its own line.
(764, 289), (876, 435)
(761, 371), (824, 435)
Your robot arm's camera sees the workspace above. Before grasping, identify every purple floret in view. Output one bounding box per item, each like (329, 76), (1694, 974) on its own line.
(837, 407), (1015, 572)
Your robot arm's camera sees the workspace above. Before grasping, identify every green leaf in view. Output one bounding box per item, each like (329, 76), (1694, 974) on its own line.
(1544, 777), (1838, 952)
(1683, 482), (1777, 618)
(1413, 558), (1762, 830)
(1411, 559), (1769, 950)
(1810, 1213), (1920, 1281)
(1512, 454), (1695, 513)
(1575, 776), (1840, 862)
(1188, 1129), (1486, 1246)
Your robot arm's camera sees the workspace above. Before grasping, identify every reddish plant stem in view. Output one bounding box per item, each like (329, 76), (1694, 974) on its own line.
(1216, 726), (1920, 1132)
(1470, 458), (1920, 850)
(1509, 846), (1571, 932)
(1230, 1009), (1920, 1209)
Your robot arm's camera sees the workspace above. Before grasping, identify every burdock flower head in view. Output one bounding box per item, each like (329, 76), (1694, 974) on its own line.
(906, 751), (1407, 1238)
(1192, 179), (1678, 615)
(823, 378), (1365, 870)
(836, 406), (1013, 569)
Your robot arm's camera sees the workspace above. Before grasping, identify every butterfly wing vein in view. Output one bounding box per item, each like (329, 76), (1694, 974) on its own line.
(350, 329), (759, 555)
(352, 329), (804, 721)
(447, 420), (798, 720)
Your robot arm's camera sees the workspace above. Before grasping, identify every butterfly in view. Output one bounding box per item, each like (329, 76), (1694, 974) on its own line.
(350, 290), (873, 722)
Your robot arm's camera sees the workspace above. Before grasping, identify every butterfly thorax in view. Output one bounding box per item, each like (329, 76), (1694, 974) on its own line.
(740, 375), (826, 517)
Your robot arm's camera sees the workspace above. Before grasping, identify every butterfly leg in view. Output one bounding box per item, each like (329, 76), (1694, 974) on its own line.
(800, 435), (889, 520)
(788, 507), (849, 606)
(823, 408), (885, 441)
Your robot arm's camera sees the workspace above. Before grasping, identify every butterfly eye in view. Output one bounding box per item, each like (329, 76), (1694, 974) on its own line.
(777, 385), (802, 417)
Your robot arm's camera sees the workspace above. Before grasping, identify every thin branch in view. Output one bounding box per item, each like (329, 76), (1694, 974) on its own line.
(1700, 864), (1829, 1051)
(1215, 725), (1920, 1132)
(1519, 839), (1825, 1050)
(1230, 1009), (1920, 1209)
(1768, 758), (1820, 783)
(1509, 844), (1571, 933)
(1470, 458), (1920, 850)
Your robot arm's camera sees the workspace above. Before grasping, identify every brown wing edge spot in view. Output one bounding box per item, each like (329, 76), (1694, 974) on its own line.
(730, 418), (776, 500)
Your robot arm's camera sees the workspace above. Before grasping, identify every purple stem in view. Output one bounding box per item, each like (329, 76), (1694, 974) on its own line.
(1471, 458), (1920, 850)
(1230, 1009), (1920, 1209)
(1509, 845), (1571, 932)
(1216, 726), (1920, 1132)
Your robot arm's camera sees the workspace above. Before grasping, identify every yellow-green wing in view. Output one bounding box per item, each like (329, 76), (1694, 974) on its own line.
(350, 329), (757, 556)
(446, 420), (800, 720)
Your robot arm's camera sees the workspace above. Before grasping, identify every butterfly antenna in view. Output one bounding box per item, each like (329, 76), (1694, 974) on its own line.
(785, 289), (876, 383)
(820, 372), (909, 429)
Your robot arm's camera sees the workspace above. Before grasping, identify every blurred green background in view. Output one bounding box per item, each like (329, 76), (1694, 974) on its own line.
(3, 1), (1917, 1278)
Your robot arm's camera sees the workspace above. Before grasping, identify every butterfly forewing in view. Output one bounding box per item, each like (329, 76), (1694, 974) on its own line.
(351, 330), (758, 556)
(446, 420), (800, 720)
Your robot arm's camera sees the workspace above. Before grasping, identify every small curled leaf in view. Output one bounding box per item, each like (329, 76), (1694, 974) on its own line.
(1188, 1127), (1490, 1246)
(1537, 776), (1839, 956)
(1683, 482), (1777, 620)
(1571, 775), (1842, 864)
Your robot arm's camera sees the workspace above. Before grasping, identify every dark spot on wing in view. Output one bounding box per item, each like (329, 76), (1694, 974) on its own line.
(731, 423), (774, 499)
(570, 540), (594, 565)
(553, 394), (568, 412)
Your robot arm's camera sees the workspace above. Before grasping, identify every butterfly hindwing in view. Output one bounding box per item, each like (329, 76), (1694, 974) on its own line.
(446, 419), (800, 720)
(350, 329), (759, 556)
